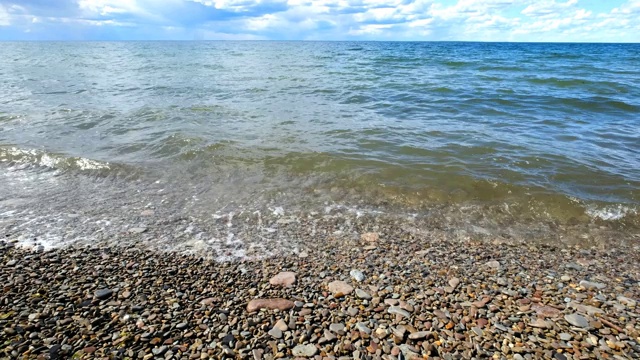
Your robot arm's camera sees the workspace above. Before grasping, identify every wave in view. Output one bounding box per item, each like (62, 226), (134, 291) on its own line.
(0, 146), (138, 178)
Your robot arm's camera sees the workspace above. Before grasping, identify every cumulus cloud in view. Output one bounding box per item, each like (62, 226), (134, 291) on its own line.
(0, 0), (638, 41)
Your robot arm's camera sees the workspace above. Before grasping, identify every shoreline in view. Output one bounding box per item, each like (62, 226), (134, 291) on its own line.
(2, 229), (639, 359)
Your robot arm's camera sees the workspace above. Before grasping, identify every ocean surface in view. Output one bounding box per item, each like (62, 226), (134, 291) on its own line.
(1, 42), (639, 254)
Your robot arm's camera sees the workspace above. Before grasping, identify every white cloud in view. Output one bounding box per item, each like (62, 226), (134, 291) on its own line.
(0, 5), (11, 26)
(1, 0), (639, 41)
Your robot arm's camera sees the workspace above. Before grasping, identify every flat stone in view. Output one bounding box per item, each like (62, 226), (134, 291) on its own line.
(564, 313), (589, 328)
(140, 210), (155, 216)
(559, 333), (572, 341)
(356, 322), (371, 334)
(529, 319), (550, 329)
(361, 232), (379, 242)
(408, 331), (429, 340)
(176, 322), (188, 330)
(531, 303), (561, 318)
(246, 298), (295, 312)
(330, 323), (345, 333)
(471, 327), (483, 336)
(617, 296), (636, 307)
(269, 272), (296, 287)
(449, 277), (460, 289)
(6, 260), (17, 266)
(388, 306), (411, 319)
(95, 289), (113, 300)
(485, 260), (501, 269)
(128, 227), (147, 234)
(355, 289), (371, 300)
(292, 344), (317, 357)
(274, 319), (288, 332)
(121, 291), (131, 299)
(268, 327), (282, 339)
(328, 281), (353, 296)
(561, 275), (571, 282)
(579, 280), (606, 290)
(350, 269), (365, 282)
(565, 262), (584, 271)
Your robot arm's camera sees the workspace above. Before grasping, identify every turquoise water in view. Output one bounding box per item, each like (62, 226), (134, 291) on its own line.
(1, 42), (639, 234)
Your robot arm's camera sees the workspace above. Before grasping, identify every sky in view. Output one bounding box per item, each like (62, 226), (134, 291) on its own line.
(0, 0), (639, 42)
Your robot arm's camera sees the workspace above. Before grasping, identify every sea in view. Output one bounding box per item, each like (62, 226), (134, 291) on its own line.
(1, 41), (639, 257)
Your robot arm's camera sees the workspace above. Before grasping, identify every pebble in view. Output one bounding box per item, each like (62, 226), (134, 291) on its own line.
(485, 260), (501, 269)
(94, 288), (113, 300)
(564, 313), (589, 328)
(355, 288), (371, 299)
(329, 323), (345, 333)
(579, 280), (606, 290)
(6, 260), (16, 266)
(327, 280), (353, 296)
(246, 298), (295, 312)
(388, 306), (411, 318)
(350, 269), (365, 282)
(408, 331), (429, 340)
(269, 271), (296, 287)
(448, 277), (460, 289)
(292, 344), (317, 357)
(268, 327), (282, 339)
(360, 232), (379, 242)
(356, 322), (371, 334)
(128, 227), (147, 234)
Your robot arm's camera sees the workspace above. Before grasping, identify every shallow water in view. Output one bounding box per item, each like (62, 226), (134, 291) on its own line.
(1, 41), (639, 251)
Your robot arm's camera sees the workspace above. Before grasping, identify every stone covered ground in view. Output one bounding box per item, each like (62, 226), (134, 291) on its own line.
(1, 230), (639, 360)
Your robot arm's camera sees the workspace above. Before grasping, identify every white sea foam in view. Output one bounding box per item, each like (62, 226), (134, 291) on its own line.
(586, 205), (637, 221)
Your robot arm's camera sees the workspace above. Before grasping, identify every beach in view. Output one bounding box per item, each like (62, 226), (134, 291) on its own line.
(2, 220), (639, 359)
(1, 41), (640, 359)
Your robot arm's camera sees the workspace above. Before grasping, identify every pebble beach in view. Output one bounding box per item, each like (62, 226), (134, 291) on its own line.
(2, 227), (639, 360)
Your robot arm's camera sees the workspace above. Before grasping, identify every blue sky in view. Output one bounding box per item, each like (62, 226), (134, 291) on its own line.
(0, 0), (639, 41)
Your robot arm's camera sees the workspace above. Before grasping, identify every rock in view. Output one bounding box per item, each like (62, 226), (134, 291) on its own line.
(268, 327), (282, 339)
(6, 260), (17, 266)
(298, 251), (308, 258)
(561, 275), (571, 282)
(176, 322), (188, 330)
(121, 290), (131, 299)
(94, 289), (113, 300)
(356, 322), (371, 334)
(328, 281), (353, 296)
(529, 319), (550, 328)
(559, 333), (572, 341)
(128, 227), (147, 234)
(330, 323), (345, 333)
(485, 260), (501, 269)
(246, 299), (295, 312)
(565, 262), (584, 271)
(408, 331), (429, 340)
(448, 277), (460, 289)
(140, 210), (155, 216)
(269, 272), (296, 287)
(388, 306), (411, 319)
(292, 344), (317, 357)
(471, 327), (483, 336)
(579, 280), (605, 290)
(350, 269), (365, 282)
(355, 288), (371, 300)
(531, 303), (561, 318)
(617, 295), (637, 307)
(564, 313), (589, 328)
(274, 319), (288, 331)
(361, 232), (379, 242)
